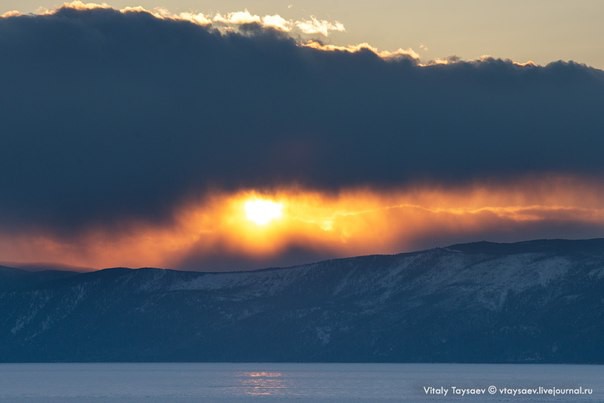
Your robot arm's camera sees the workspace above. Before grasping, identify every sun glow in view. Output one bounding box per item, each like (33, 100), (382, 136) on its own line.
(244, 198), (284, 226)
(4, 177), (604, 270)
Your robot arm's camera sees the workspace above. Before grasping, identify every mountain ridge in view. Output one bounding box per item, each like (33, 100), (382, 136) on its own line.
(1, 238), (604, 363)
(5, 237), (604, 275)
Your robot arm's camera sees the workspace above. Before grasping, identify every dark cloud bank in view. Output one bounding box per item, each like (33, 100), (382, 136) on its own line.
(1, 6), (604, 234)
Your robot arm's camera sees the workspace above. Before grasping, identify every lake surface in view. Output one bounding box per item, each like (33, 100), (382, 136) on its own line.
(0, 363), (601, 402)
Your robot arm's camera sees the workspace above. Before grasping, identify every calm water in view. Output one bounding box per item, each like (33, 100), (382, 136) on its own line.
(0, 363), (601, 402)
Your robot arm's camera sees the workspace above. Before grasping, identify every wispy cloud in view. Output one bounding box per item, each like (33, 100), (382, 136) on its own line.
(295, 16), (345, 36)
(304, 40), (420, 60)
(34, 2), (346, 37)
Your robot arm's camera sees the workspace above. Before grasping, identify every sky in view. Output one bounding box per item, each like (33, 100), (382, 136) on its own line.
(2, 1), (604, 68)
(1, 2), (604, 271)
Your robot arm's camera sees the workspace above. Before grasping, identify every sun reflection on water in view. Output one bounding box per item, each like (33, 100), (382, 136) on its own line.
(240, 371), (287, 396)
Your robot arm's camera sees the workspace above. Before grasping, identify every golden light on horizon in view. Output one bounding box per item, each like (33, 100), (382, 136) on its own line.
(244, 198), (284, 226)
(3, 176), (604, 270)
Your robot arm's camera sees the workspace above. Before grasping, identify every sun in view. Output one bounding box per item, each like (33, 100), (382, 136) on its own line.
(244, 198), (284, 226)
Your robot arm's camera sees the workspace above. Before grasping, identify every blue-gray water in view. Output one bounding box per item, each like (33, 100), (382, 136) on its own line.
(0, 363), (601, 402)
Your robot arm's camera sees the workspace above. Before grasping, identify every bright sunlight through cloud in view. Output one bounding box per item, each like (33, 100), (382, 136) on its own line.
(244, 199), (284, 226)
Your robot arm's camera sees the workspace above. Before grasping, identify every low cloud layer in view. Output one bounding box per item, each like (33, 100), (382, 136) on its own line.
(1, 4), (604, 269)
(3, 178), (604, 270)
